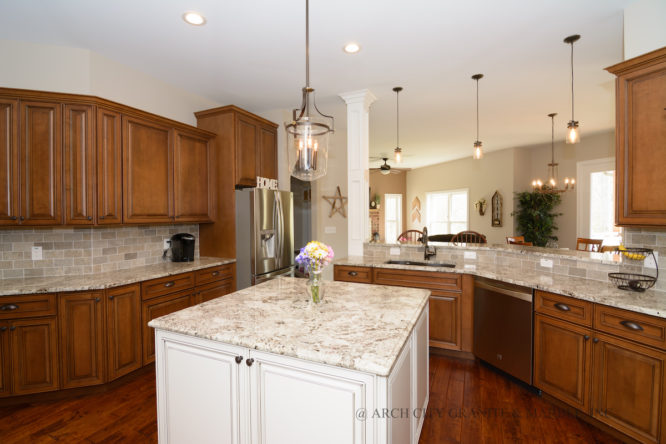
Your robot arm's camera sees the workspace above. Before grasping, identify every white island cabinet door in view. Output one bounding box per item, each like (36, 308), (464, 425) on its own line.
(155, 330), (245, 444)
(412, 305), (429, 441)
(248, 350), (376, 444)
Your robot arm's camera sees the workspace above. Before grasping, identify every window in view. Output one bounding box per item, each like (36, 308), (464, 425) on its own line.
(425, 189), (469, 235)
(577, 158), (621, 246)
(384, 194), (402, 243)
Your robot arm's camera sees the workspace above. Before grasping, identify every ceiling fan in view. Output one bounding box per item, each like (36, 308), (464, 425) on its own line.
(370, 157), (402, 175)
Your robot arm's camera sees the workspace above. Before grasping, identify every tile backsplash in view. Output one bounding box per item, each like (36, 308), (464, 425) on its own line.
(0, 225), (200, 279)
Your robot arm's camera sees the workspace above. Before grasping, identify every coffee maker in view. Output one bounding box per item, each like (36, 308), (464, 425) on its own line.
(168, 233), (195, 262)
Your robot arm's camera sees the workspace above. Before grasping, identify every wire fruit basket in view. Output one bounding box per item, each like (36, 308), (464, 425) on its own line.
(608, 248), (658, 292)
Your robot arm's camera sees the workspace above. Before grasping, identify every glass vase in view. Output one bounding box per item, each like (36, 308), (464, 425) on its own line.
(306, 270), (324, 304)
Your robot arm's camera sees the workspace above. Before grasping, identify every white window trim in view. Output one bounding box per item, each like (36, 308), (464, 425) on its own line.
(384, 193), (403, 243)
(576, 157), (615, 238)
(425, 188), (469, 234)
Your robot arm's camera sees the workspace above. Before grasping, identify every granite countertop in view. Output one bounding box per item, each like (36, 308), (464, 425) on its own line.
(149, 277), (430, 376)
(0, 257), (235, 296)
(336, 256), (666, 319)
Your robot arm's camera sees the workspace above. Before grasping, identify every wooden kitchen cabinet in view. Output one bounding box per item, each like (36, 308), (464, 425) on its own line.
(10, 317), (60, 395)
(333, 265), (373, 283)
(592, 332), (666, 444)
(0, 97), (19, 226)
(429, 291), (461, 350)
(58, 291), (105, 388)
(258, 124), (277, 180)
(63, 103), (95, 225)
(106, 284), (142, 381)
(20, 100), (62, 225)
(606, 47), (666, 226)
(194, 280), (234, 304)
(96, 107), (123, 224)
(236, 115), (259, 187)
(0, 321), (11, 397)
(141, 289), (193, 365)
(534, 313), (592, 412)
(173, 128), (213, 223)
(122, 115), (173, 224)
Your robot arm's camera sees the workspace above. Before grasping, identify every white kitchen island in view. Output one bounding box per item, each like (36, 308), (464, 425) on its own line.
(149, 277), (430, 444)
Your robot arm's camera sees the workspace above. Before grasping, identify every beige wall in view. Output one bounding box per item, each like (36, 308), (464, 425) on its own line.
(406, 148), (515, 244)
(624, 0), (666, 59)
(369, 171), (407, 242)
(0, 39), (219, 125)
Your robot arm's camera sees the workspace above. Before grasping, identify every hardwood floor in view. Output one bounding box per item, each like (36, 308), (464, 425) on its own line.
(0, 354), (622, 443)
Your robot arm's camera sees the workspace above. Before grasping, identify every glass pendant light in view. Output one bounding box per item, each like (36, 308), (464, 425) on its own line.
(393, 86), (403, 163)
(564, 34), (581, 144)
(472, 74), (484, 159)
(285, 0), (334, 181)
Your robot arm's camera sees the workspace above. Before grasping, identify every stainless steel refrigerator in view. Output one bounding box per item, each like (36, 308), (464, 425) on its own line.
(235, 188), (294, 290)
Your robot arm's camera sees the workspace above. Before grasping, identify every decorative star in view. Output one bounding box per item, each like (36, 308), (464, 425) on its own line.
(322, 186), (348, 218)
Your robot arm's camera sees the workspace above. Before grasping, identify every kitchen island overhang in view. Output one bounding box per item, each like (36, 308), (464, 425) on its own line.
(149, 277), (430, 444)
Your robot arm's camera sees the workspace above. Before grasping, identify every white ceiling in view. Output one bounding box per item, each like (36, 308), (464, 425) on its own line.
(0, 0), (632, 169)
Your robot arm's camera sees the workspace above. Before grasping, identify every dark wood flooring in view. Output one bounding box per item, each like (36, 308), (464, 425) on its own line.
(0, 354), (622, 443)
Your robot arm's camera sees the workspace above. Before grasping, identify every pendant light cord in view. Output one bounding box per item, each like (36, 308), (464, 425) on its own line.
(305, 0), (309, 89)
(475, 78), (480, 141)
(396, 89), (400, 148)
(570, 41), (574, 121)
(551, 114), (555, 164)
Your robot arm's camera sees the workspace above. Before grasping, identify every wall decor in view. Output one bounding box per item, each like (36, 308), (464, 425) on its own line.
(474, 198), (487, 216)
(323, 186), (348, 218)
(491, 191), (503, 227)
(411, 197), (422, 224)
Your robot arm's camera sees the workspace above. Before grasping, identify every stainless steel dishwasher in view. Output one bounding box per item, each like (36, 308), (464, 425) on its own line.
(473, 277), (533, 385)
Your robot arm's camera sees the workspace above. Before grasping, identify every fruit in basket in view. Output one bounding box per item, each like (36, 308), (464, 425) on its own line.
(618, 245), (646, 260)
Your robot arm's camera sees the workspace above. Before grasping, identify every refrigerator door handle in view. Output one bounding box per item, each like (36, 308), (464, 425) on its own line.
(277, 192), (285, 268)
(273, 192), (282, 269)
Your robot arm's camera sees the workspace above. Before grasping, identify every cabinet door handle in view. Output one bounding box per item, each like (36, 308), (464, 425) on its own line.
(109, 295), (114, 300)
(164, 281), (175, 288)
(100, 215), (105, 220)
(554, 303), (570, 312)
(0, 304), (18, 311)
(246, 358), (255, 367)
(95, 297), (100, 302)
(235, 356), (243, 364)
(9, 326), (15, 331)
(87, 216), (93, 221)
(212, 271), (220, 277)
(583, 335), (590, 341)
(348, 271), (358, 276)
(593, 337), (599, 343)
(9, 216), (16, 220)
(0, 326), (6, 332)
(620, 320), (643, 332)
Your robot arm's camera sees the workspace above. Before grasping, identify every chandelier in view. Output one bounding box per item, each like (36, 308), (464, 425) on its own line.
(532, 113), (575, 193)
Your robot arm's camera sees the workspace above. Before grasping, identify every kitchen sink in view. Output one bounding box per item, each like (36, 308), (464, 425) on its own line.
(385, 260), (456, 268)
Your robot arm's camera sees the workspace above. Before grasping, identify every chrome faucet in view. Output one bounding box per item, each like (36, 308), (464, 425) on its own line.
(422, 226), (436, 261)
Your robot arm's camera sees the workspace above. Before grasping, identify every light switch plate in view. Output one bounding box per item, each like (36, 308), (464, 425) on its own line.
(540, 258), (554, 268)
(163, 239), (171, 250)
(31, 246), (42, 261)
(324, 226), (336, 234)
(464, 251), (477, 260)
(389, 247), (401, 256)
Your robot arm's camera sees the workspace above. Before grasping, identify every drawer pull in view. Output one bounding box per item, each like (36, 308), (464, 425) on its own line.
(164, 281), (175, 288)
(246, 358), (255, 367)
(212, 271), (220, 277)
(0, 304), (18, 311)
(554, 303), (570, 312)
(87, 216), (93, 221)
(235, 356), (243, 364)
(620, 320), (644, 332)
(95, 297), (100, 302)
(348, 271), (358, 276)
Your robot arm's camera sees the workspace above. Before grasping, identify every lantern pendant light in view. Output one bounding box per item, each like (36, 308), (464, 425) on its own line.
(285, 0), (334, 181)
(472, 74), (484, 160)
(564, 34), (581, 144)
(393, 87), (403, 163)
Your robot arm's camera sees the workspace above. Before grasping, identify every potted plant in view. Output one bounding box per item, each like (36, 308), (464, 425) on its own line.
(512, 191), (562, 247)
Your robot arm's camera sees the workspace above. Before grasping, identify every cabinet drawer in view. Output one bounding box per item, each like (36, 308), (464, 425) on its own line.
(594, 304), (666, 350)
(334, 266), (373, 284)
(195, 264), (234, 286)
(373, 268), (461, 292)
(141, 272), (194, 301)
(0, 293), (57, 319)
(194, 280), (234, 305)
(535, 290), (593, 327)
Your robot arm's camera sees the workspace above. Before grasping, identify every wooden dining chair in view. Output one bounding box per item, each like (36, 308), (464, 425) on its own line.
(397, 230), (424, 244)
(576, 238), (603, 252)
(506, 236), (525, 244)
(600, 245), (617, 253)
(451, 230), (487, 245)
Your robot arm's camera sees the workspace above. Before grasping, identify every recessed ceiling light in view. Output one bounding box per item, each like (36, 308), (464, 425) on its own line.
(343, 42), (361, 54)
(183, 11), (206, 26)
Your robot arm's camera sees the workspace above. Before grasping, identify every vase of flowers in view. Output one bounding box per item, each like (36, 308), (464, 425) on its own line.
(295, 241), (334, 304)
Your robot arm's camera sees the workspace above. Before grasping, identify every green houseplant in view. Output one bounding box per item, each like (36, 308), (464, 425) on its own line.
(512, 191), (562, 247)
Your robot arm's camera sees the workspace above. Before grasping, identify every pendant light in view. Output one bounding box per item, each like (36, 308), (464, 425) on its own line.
(471, 74), (484, 160)
(531, 113), (575, 193)
(564, 34), (581, 144)
(285, 0), (334, 181)
(393, 86), (403, 163)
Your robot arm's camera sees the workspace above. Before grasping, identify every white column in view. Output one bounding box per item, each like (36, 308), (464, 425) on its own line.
(339, 89), (377, 257)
